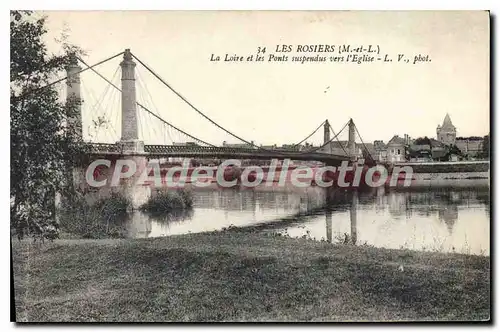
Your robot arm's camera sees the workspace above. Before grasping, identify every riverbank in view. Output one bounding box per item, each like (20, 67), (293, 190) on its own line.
(12, 232), (490, 322)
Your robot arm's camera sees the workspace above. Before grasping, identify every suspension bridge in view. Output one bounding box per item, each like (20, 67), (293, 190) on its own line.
(57, 49), (374, 167)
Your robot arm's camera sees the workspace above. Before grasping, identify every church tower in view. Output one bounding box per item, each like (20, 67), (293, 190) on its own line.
(436, 113), (456, 145)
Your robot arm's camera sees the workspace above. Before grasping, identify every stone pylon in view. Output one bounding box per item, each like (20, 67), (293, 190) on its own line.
(324, 120), (330, 144)
(119, 48), (144, 153)
(118, 49), (148, 209)
(348, 119), (356, 160)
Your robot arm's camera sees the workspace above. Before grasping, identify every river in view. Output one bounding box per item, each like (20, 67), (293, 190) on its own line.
(123, 186), (490, 256)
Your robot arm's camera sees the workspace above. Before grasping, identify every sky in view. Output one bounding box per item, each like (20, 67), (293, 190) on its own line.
(40, 10), (490, 146)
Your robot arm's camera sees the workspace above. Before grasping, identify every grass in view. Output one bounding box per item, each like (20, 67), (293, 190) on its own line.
(12, 232), (490, 322)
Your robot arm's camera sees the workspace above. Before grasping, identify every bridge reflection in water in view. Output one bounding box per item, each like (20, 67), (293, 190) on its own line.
(124, 186), (490, 256)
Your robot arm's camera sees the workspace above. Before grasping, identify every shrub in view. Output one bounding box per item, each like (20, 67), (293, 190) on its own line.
(58, 192), (131, 239)
(140, 190), (194, 214)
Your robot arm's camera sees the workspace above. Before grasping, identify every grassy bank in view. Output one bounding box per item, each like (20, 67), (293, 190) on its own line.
(12, 232), (490, 322)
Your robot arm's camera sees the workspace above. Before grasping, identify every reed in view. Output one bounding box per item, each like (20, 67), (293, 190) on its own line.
(140, 189), (193, 214)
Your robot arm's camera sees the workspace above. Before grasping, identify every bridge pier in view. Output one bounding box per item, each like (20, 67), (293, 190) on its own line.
(350, 191), (358, 244)
(115, 155), (150, 209)
(325, 209), (332, 243)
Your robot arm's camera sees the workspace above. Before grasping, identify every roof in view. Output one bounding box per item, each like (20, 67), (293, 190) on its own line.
(357, 142), (374, 150)
(324, 141), (349, 150)
(355, 143), (376, 158)
(457, 136), (484, 141)
(441, 113), (455, 129)
(408, 148), (431, 157)
(409, 144), (431, 152)
(429, 138), (445, 148)
(387, 135), (406, 146)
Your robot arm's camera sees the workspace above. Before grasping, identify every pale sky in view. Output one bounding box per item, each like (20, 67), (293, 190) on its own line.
(40, 11), (490, 146)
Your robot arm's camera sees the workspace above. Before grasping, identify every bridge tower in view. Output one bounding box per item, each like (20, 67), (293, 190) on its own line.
(348, 119), (356, 160)
(323, 120), (330, 144)
(116, 49), (149, 209)
(119, 49), (144, 153)
(66, 54), (83, 138)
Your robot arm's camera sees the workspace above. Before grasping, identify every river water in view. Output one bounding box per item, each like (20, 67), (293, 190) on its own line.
(124, 186), (490, 256)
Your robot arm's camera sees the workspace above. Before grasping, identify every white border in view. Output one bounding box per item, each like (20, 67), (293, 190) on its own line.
(3, 1), (497, 330)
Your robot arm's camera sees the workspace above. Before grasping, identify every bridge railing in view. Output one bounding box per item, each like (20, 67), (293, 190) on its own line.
(145, 145), (262, 155)
(85, 142), (123, 153)
(83, 143), (349, 161)
(143, 145), (349, 159)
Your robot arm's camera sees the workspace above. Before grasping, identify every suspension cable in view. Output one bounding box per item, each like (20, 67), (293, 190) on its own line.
(76, 57), (216, 147)
(295, 120), (350, 154)
(132, 53), (349, 154)
(13, 51), (125, 101)
(131, 53), (273, 150)
(292, 120), (326, 147)
(329, 122), (350, 156)
(353, 122), (376, 163)
(77, 51), (351, 156)
(136, 75), (160, 142)
(88, 66), (120, 141)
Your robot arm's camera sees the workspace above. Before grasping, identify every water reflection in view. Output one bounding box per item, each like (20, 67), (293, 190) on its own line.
(124, 186), (490, 256)
(126, 209), (194, 238)
(305, 188), (488, 255)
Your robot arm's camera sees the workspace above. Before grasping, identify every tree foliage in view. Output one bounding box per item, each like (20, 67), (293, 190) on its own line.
(481, 134), (490, 159)
(446, 145), (462, 159)
(413, 136), (431, 146)
(10, 11), (85, 240)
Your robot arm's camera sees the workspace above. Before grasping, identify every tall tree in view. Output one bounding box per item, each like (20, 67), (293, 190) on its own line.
(10, 11), (84, 239)
(482, 134), (490, 159)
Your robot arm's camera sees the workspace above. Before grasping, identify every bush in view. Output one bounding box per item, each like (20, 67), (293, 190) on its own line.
(94, 192), (131, 219)
(140, 190), (193, 214)
(59, 192), (131, 239)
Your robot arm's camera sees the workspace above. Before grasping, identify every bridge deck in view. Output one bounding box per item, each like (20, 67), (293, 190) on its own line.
(85, 143), (351, 164)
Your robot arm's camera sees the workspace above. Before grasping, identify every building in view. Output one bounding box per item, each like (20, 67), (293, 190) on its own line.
(386, 135), (406, 162)
(436, 113), (457, 146)
(280, 144), (300, 151)
(172, 141), (198, 147)
(222, 140), (256, 149)
(373, 140), (387, 162)
(456, 137), (483, 157)
(358, 143), (376, 161)
(317, 140), (349, 155)
(260, 144), (277, 150)
(407, 144), (432, 162)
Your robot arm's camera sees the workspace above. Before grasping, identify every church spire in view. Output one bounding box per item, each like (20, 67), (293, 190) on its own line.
(442, 113), (455, 129)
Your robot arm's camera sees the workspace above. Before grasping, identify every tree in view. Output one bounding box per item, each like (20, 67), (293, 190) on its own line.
(481, 134), (490, 159)
(446, 144), (462, 160)
(414, 136), (431, 146)
(10, 11), (84, 240)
